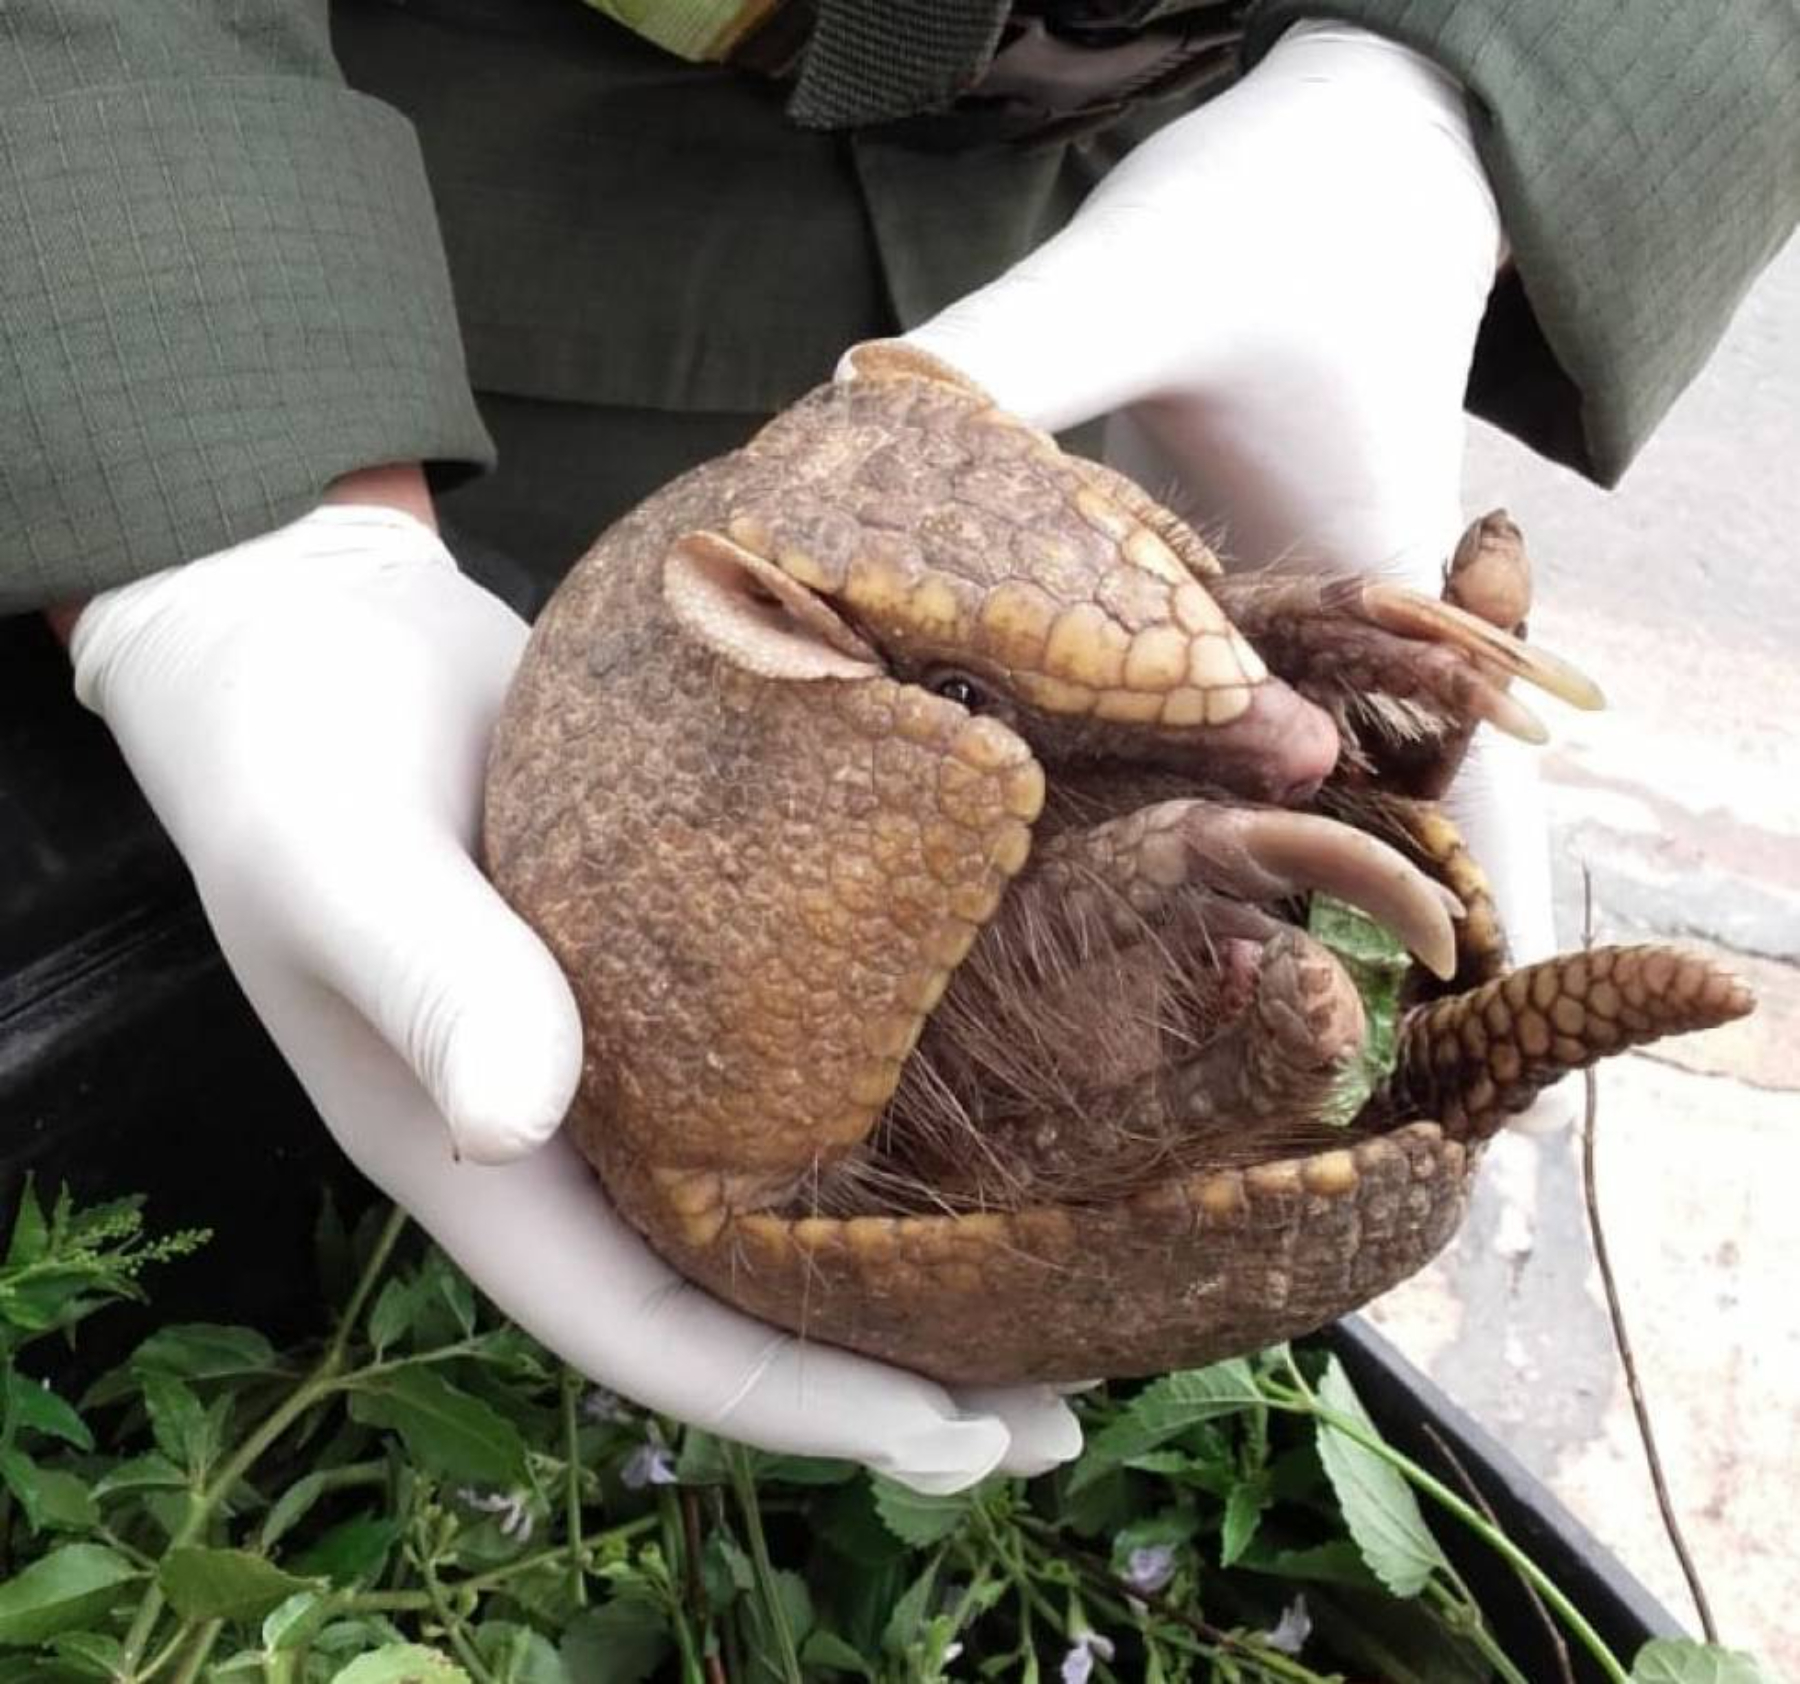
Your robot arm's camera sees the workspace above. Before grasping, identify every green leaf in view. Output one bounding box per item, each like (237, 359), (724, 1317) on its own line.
(1309, 894), (1410, 1122)
(142, 1372), (211, 1472)
(3, 1370), (93, 1452)
(0, 1544), (141, 1645)
(1233, 1537), (1379, 1590)
(289, 1513), (404, 1586)
(131, 1323), (278, 1380)
(2, 1183), (49, 1272)
(870, 1473), (976, 1547)
(753, 1451), (859, 1486)
(1, 1451), (98, 1533)
(263, 1590), (332, 1652)
(880, 1559), (939, 1659)
(1314, 1358), (1448, 1598)
(1070, 1361), (1263, 1491)
(1631, 1640), (1775, 1684)
(91, 1453), (188, 1498)
(475, 1621), (568, 1684)
(45, 1633), (124, 1681)
(260, 1469), (331, 1550)
(331, 1646), (471, 1683)
(368, 1279), (423, 1358)
(1220, 1476), (1270, 1566)
(802, 1629), (876, 1677)
(672, 1427), (730, 1486)
(700, 1531), (754, 1611)
(347, 1366), (529, 1488)
(558, 1600), (671, 1684)
(158, 1546), (319, 1622)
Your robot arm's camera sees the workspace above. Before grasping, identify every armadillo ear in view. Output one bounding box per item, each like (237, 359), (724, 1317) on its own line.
(838, 339), (994, 400)
(663, 532), (882, 682)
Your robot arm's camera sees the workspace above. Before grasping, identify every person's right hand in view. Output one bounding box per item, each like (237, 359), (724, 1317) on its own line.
(67, 501), (1080, 1492)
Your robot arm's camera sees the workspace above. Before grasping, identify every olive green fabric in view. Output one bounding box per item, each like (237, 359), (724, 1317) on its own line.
(3, 0), (1796, 611)
(1246, 0), (1800, 484)
(329, 0), (1109, 417)
(0, 0), (492, 614)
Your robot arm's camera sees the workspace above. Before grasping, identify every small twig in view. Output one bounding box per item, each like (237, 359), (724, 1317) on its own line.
(679, 1486), (728, 1684)
(1578, 866), (1719, 1643)
(1421, 1422), (1573, 1684)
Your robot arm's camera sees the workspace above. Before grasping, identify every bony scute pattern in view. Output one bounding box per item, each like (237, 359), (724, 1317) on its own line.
(484, 341), (1752, 1384)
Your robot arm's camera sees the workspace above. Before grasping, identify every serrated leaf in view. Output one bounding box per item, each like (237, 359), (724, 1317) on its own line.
(802, 1629), (876, 1677)
(880, 1560), (939, 1659)
(558, 1600), (671, 1684)
(158, 1546), (318, 1622)
(4, 1370), (93, 1452)
(0, 1544), (140, 1645)
(1631, 1639), (1774, 1684)
(1314, 1358), (1448, 1598)
(870, 1474), (975, 1546)
(1070, 1361), (1262, 1491)
(347, 1367), (529, 1488)
(131, 1324), (278, 1379)
(331, 1645), (471, 1683)
(1221, 1476), (1269, 1566)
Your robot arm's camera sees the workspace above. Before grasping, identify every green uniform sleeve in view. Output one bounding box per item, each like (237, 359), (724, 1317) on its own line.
(0, 1), (494, 614)
(1246, 0), (1800, 486)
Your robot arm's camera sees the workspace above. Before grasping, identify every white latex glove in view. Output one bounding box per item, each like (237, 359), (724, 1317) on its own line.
(69, 504), (1081, 1491)
(904, 20), (1574, 1130)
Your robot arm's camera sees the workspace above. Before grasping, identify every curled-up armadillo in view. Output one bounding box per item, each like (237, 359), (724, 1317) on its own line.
(483, 342), (1753, 1385)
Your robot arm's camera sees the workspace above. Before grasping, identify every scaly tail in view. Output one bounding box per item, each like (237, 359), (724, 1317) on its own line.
(1377, 945), (1754, 1138)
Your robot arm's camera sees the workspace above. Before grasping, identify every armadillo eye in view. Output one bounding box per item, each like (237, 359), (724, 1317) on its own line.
(928, 671), (989, 712)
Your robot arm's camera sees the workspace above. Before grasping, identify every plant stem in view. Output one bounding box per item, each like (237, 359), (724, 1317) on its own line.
(324, 1206), (410, 1373)
(561, 1370), (588, 1608)
(415, 1543), (498, 1684)
(167, 1619), (222, 1684)
(1424, 1579), (1531, 1684)
(118, 1206), (410, 1675)
(726, 1443), (803, 1684)
(1273, 1390), (1630, 1684)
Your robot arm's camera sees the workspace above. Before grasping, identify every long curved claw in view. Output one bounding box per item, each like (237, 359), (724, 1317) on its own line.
(1380, 944), (1755, 1137)
(1177, 806), (1464, 981)
(1359, 582), (1606, 713)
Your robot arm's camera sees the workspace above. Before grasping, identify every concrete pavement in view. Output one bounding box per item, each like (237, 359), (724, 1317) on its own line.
(1367, 234), (1800, 1675)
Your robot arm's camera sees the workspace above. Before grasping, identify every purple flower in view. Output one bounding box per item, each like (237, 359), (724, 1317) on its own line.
(581, 1385), (634, 1424)
(1122, 1543), (1176, 1595)
(1259, 1596), (1311, 1656)
(620, 1441), (678, 1489)
(1059, 1631), (1115, 1684)
(455, 1487), (535, 1543)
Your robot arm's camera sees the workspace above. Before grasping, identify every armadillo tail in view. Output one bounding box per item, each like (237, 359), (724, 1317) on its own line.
(1378, 944), (1754, 1139)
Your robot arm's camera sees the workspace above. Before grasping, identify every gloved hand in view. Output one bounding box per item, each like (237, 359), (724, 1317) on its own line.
(901, 20), (1575, 1130)
(68, 503), (1081, 1491)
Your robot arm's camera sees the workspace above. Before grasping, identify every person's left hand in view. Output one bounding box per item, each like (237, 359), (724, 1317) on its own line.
(890, 20), (1576, 1129)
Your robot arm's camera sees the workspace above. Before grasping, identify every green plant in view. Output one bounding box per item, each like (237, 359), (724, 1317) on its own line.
(0, 1182), (1772, 1684)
